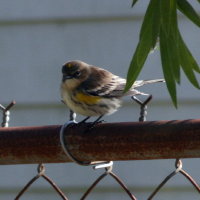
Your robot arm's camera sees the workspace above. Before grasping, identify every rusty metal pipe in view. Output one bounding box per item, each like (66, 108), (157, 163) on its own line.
(0, 119), (200, 165)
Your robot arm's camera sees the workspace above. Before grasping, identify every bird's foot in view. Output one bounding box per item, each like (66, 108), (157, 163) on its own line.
(84, 116), (105, 133)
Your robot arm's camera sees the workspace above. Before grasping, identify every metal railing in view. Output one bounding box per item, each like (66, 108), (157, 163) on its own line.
(0, 99), (200, 200)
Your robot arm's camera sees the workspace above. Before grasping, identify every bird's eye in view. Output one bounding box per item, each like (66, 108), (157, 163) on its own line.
(74, 71), (81, 78)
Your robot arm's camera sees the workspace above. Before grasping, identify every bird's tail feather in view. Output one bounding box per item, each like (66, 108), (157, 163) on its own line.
(123, 79), (165, 96)
(133, 79), (165, 88)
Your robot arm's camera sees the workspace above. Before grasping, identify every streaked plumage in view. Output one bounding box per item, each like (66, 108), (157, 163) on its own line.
(61, 60), (164, 118)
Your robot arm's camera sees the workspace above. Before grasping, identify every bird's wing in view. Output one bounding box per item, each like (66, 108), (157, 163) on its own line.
(78, 66), (122, 97)
(101, 78), (165, 97)
(79, 66), (164, 97)
(79, 67), (140, 97)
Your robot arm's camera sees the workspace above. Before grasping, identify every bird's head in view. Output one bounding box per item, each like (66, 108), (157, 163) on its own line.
(61, 60), (90, 90)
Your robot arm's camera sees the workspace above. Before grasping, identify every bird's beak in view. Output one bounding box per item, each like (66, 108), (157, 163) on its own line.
(62, 75), (73, 82)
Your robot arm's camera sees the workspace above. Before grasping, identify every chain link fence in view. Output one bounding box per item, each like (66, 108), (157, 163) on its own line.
(1, 98), (200, 200)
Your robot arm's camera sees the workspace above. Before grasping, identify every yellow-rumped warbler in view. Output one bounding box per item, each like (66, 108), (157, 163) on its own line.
(61, 60), (164, 123)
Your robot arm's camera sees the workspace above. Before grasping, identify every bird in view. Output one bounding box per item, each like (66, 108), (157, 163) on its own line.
(61, 60), (164, 124)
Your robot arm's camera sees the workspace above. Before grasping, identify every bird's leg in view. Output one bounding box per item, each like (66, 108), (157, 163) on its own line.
(89, 115), (104, 129)
(79, 116), (90, 124)
(82, 115), (104, 133)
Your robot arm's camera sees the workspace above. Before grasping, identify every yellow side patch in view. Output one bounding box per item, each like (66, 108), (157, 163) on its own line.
(75, 92), (100, 104)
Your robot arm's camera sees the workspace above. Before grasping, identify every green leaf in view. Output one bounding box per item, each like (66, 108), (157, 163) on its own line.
(177, 0), (200, 27)
(178, 32), (200, 88)
(131, 0), (139, 7)
(127, 0), (200, 107)
(159, 0), (180, 106)
(160, 0), (177, 35)
(167, 36), (181, 83)
(160, 28), (177, 107)
(125, 0), (161, 92)
(160, 0), (180, 83)
(140, 0), (161, 48)
(125, 37), (152, 91)
(178, 33), (200, 74)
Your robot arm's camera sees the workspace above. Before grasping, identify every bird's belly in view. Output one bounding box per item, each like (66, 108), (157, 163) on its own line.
(62, 91), (121, 116)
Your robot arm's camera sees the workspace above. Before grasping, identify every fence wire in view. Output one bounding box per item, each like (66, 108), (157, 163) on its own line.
(14, 164), (69, 200)
(1, 99), (200, 200)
